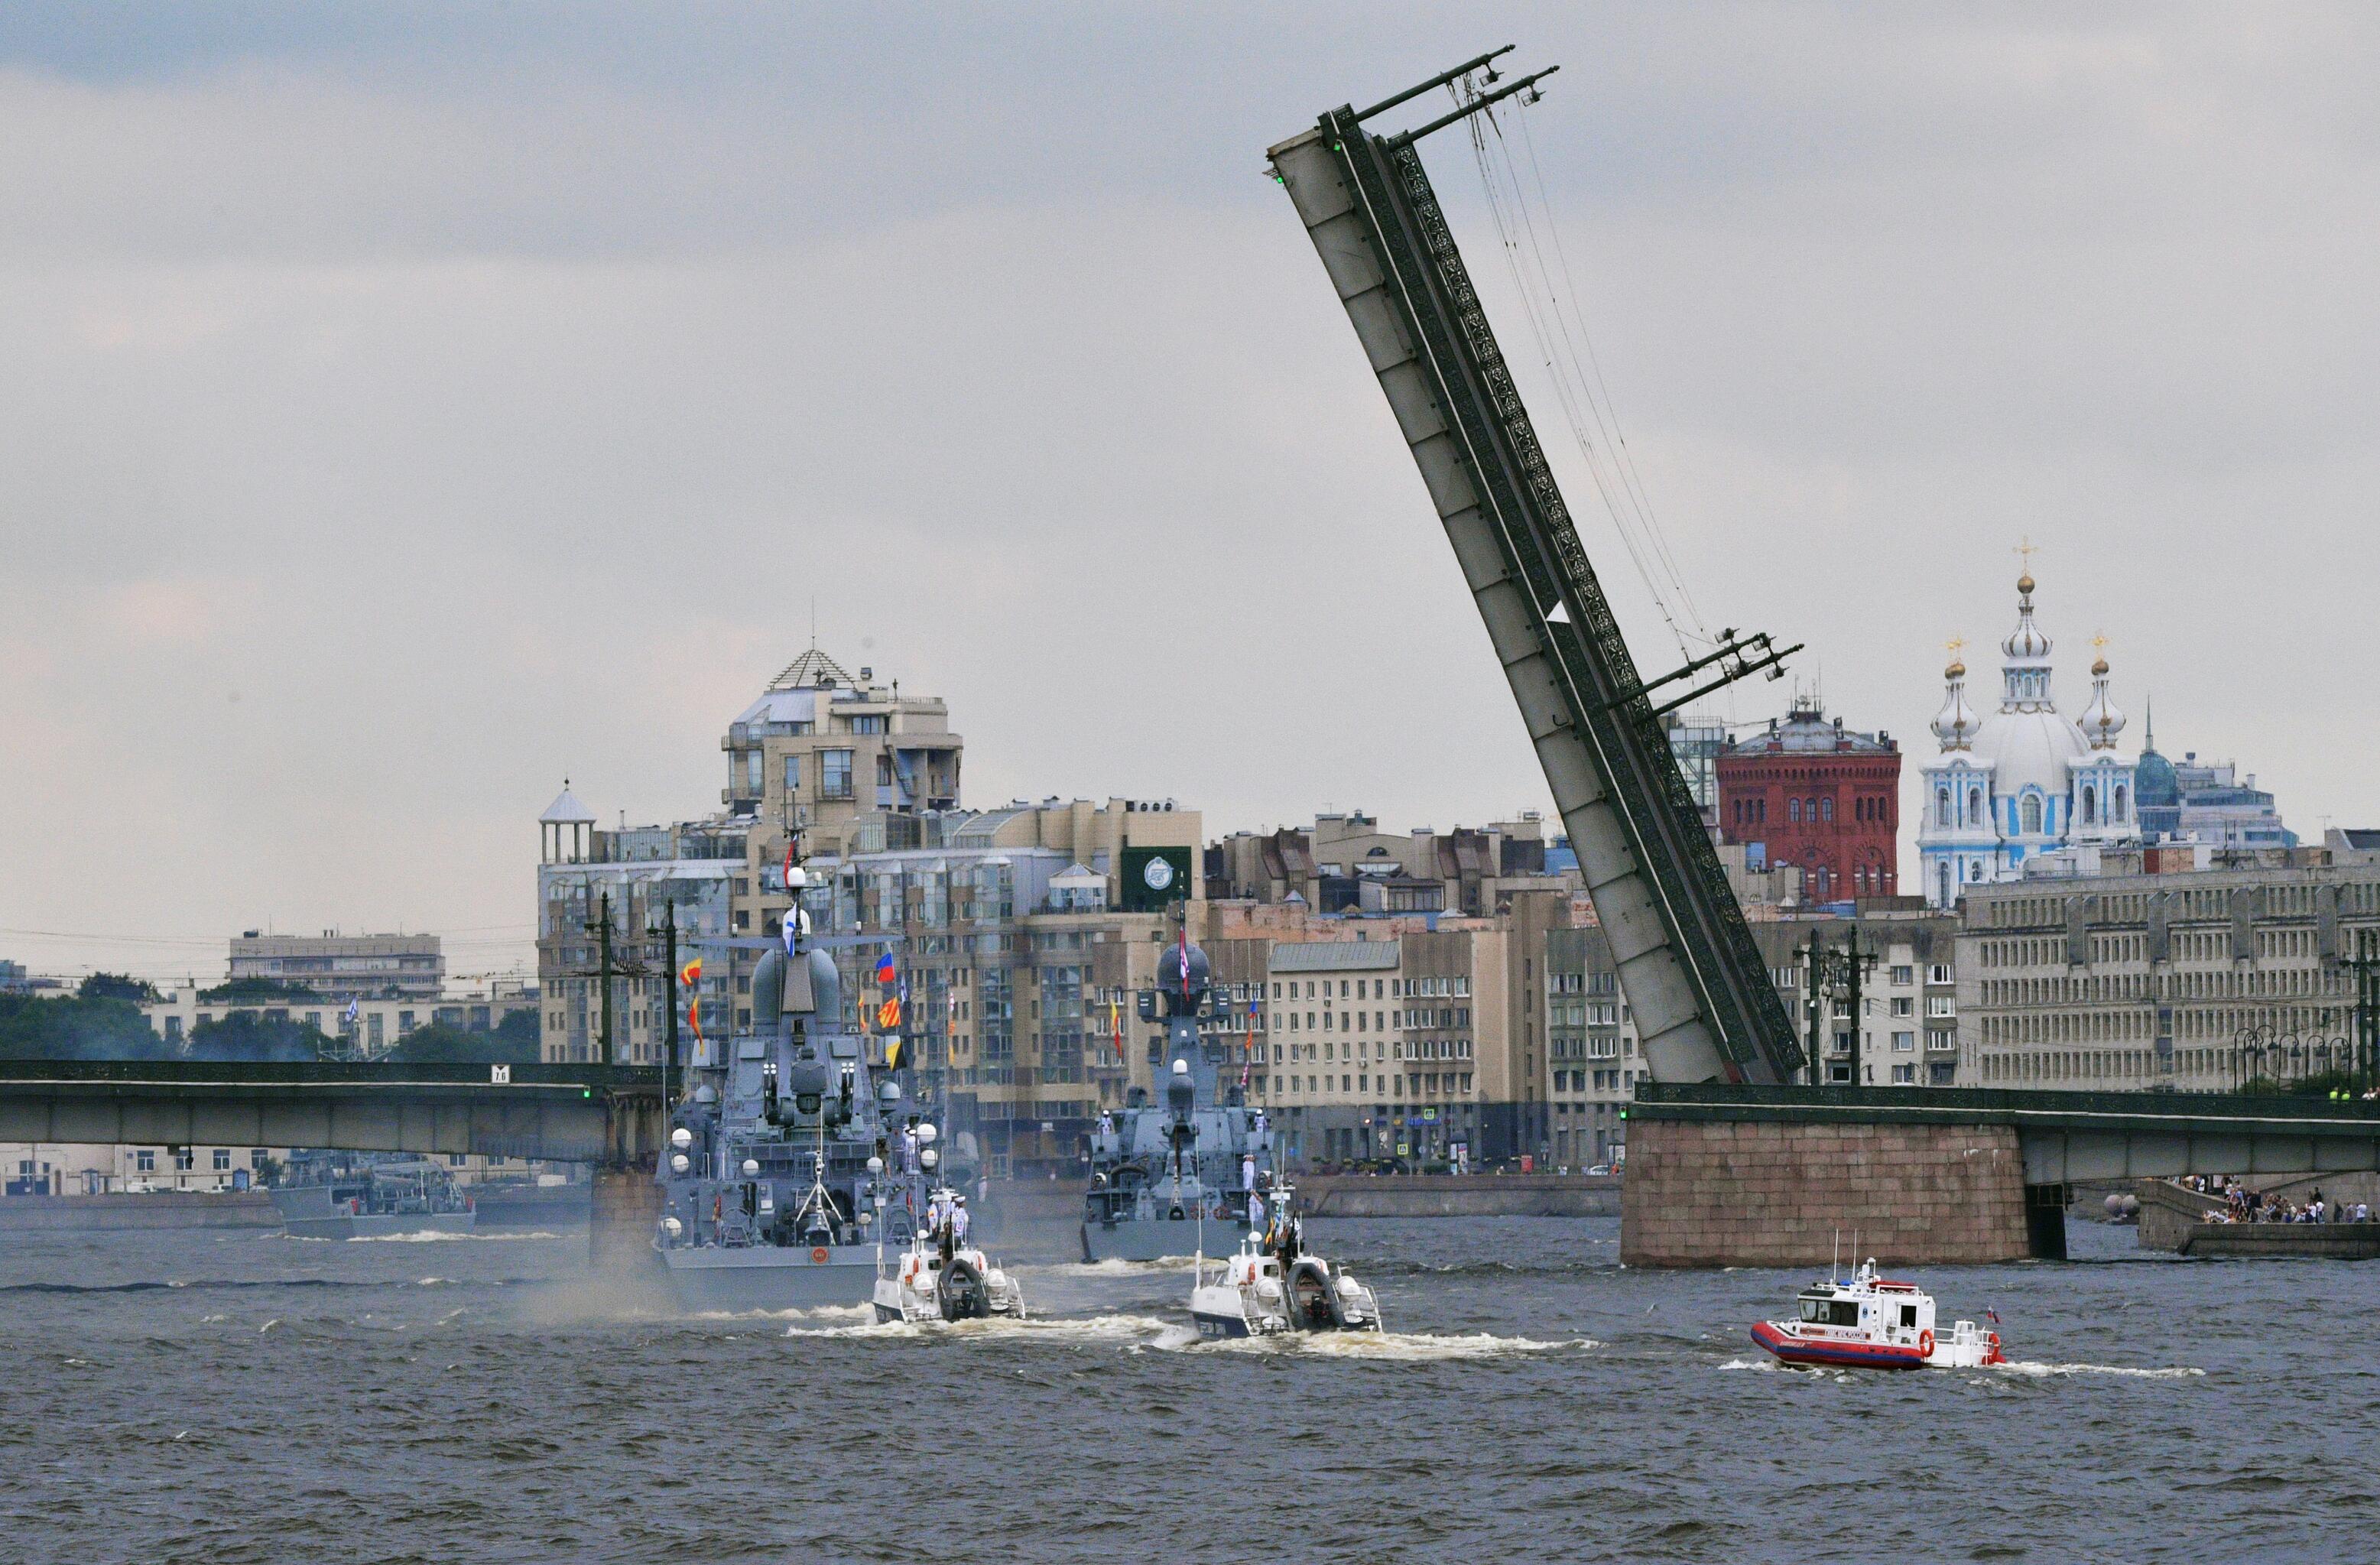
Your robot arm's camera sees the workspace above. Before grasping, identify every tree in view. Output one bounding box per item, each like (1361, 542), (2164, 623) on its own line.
(196, 976), (317, 1003)
(495, 1008), (540, 1051)
(186, 1011), (331, 1063)
(0, 992), (173, 1060)
(79, 972), (159, 1004)
(385, 1021), (540, 1066)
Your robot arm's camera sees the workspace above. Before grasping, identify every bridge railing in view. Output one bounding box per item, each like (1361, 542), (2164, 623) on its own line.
(1633, 1081), (2380, 1131)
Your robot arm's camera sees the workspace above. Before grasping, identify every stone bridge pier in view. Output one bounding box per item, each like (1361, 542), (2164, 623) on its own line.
(1620, 1085), (2380, 1268)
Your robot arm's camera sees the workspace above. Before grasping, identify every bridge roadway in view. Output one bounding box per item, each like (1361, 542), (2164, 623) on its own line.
(0, 1060), (669, 1167)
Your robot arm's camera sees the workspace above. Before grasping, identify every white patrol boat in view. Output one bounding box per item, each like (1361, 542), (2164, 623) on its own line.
(1188, 1188), (1380, 1339)
(872, 1190), (1024, 1325)
(1751, 1258), (2006, 1371)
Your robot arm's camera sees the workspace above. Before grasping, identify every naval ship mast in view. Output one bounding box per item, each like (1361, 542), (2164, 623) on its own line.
(1266, 49), (1803, 1084)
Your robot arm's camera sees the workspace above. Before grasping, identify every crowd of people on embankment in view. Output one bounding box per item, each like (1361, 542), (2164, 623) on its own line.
(2176, 1174), (2375, 1224)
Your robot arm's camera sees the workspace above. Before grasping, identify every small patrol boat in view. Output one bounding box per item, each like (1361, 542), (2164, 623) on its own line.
(872, 1189), (1024, 1325)
(1188, 1186), (1380, 1339)
(1751, 1258), (2006, 1371)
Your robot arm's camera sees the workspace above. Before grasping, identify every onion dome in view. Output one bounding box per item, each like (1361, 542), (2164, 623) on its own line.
(2002, 572), (2051, 661)
(2077, 641), (2125, 751)
(1998, 567), (2055, 712)
(1931, 651), (1979, 752)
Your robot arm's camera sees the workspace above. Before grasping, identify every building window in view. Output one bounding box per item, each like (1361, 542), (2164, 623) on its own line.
(783, 754), (800, 793)
(1820, 797), (1833, 822)
(1967, 787), (1982, 826)
(174, 1148), (194, 1171)
(136, 1149), (156, 1172)
(1937, 862), (1952, 904)
(212, 1148), (231, 1171)
(2081, 785), (2096, 825)
(820, 749), (855, 800)
(1788, 799), (1801, 823)
(2114, 784), (2128, 821)
(745, 749), (763, 794)
(2021, 794), (2043, 836)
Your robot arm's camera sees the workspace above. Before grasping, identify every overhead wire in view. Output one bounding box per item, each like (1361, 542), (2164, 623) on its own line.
(1456, 74), (1758, 733)
(1455, 82), (1693, 665)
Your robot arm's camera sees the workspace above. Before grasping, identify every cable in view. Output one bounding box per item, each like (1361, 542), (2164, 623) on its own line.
(1452, 80), (1703, 668)
(1453, 84), (1687, 661)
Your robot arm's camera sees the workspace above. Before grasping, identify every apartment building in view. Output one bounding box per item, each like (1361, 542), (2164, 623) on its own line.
(143, 985), (537, 1057)
(803, 797), (1202, 1176)
(1955, 861), (2380, 1092)
(227, 932), (445, 1000)
(535, 804), (740, 1064)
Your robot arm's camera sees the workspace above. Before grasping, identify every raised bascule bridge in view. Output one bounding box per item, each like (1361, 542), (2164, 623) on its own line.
(1264, 47), (2380, 1262)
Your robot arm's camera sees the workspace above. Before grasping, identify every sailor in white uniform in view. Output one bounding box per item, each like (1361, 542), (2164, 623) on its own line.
(950, 1196), (971, 1245)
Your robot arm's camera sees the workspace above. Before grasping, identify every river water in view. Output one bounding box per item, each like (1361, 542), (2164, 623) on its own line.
(5, 1215), (2369, 1563)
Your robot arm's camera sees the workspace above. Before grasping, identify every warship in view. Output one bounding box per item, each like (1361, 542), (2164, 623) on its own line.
(1080, 934), (1273, 1262)
(651, 878), (943, 1310)
(270, 1157), (476, 1239)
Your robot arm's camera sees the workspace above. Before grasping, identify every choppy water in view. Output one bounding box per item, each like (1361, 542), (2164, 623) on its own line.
(5, 1215), (2371, 1563)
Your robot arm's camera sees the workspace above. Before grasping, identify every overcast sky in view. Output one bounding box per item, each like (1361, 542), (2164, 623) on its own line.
(4, 4), (2375, 984)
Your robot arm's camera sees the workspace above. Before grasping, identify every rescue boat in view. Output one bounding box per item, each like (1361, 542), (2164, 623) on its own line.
(1751, 1258), (2005, 1371)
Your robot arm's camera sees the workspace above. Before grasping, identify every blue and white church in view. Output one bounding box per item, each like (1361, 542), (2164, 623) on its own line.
(1918, 569), (2137, 907)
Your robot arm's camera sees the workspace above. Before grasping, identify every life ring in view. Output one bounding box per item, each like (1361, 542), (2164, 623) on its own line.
(1917, 1329), (1935, 1358)
(810, 1245), (830, 1264)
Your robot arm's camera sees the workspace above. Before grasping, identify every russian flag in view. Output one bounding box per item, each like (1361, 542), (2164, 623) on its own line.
(875, 953), (897, 985)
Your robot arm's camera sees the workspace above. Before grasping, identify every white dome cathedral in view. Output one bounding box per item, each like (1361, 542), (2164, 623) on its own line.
(1917, 567), (2139, 907)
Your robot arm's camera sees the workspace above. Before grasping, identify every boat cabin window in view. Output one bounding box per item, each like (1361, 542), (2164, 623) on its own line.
(1898, 1304), (1918, 1329)
(1799, 1297), (1861, 1327)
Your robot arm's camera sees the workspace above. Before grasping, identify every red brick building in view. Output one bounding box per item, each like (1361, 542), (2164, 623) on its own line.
(1716, 706), (1901, 904)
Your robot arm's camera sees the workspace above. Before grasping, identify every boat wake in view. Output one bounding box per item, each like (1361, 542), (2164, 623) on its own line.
(1049, 1258), (1203, 1276)
(1154, 1329), (1593, 1361)
(346, 1229), (566, 1243)
(1993, 1359), (2206, 1380)
(785, 1310), (1174, 1343)
(693, 1302), (875, 1326)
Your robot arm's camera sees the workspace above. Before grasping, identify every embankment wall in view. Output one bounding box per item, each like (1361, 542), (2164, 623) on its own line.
(1301, 1173), (1619, 1218)
(0, 1191), (278, 1232)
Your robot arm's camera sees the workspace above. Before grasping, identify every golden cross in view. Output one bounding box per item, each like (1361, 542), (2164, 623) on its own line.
(1945, 635), (1967, 661)
(2090, 632), (2109, 654)
(2015, 537), (2038, 569)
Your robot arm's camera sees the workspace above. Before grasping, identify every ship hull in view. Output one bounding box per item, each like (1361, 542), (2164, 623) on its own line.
(1751, 1320), (1925, 1371)
(658, 1243), (882, 1311)
(270, 1187), (475, 1240)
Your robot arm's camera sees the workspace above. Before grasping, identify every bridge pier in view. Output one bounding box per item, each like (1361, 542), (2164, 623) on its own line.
(1621, 1117), (2038, 1268)
(589, 1164), (665, 1280)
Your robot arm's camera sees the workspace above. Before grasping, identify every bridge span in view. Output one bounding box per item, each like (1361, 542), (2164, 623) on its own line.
(0, 1060), (668, 1167)
(1623, 1084), (2380, 1268)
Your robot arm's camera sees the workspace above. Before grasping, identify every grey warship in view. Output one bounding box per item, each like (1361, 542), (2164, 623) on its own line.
(1081, 936), (1273, 1262)
(651, 897), (940, 1310)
